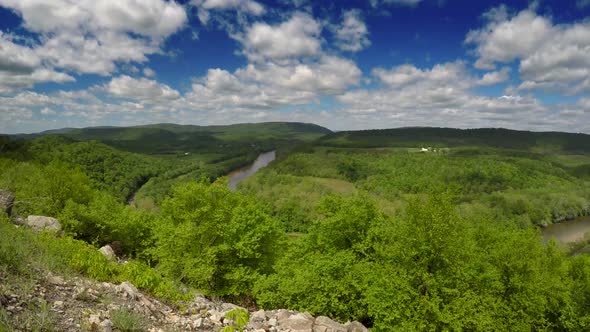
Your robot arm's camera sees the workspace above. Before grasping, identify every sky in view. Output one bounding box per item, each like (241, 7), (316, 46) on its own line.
(1, 0), (590, 134)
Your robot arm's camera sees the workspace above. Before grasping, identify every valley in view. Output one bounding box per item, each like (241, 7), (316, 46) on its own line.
(3, 123), (590, 330)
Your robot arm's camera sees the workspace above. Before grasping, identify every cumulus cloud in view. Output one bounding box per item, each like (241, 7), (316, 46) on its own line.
(191, 0), (265, 25)
(373, 61), (470, 88)
(477, 67), (511, 86)
(105, 76), (180, 103)
(0, 33), (74, 93)
(466, 6), (590, 94)
(236, 12), (321, 63)
(187, 54), (361, 112)
(333, 10), (371, 52)
(40, 107), (56, 115)
(0, 32), (39, 74)
(143, 68), (156, 77)
(333, 61), (562, 131)
(0, 0), (187, 76)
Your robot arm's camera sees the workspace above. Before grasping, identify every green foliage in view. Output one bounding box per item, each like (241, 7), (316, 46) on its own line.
(244, 146), (590, 228)
(222, 308), (249, 332)
(152, 181), (284, 296)
(318, 127), (590, 153)
(255, 192), (589, 330)
(59, 192), (155, 257)
(0, 215), (190, 303)
(0, 158), (94, 216)
(111, 308), (146, 332)
(255, 194), (384, 321)
(28, 137), (166, 202)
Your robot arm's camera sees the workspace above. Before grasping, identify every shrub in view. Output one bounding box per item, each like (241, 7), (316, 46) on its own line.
(111, 308), (146, 332)
(152, 181), (284, 297)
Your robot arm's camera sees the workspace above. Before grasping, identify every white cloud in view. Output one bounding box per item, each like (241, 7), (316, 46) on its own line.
(196, 0), (264, 15)
(191, 0), (265, 25)
(333, 61), (560, 131)
(0, 0), (187, 76)
(466, 6), (590, 94)
(0, 0), (186, 37)
(236, 12), (321, 63)
(105, 76), (180, 103)
(477, 67), (511, 86)
(0, 32), (40, 73)
(143, 68), (156, 77)
(0, 32), (74, 93)
(333, 10), (371, 52)
(578, 0), (590, 9)
(373, 61), (470, 88)
(40, 107), (56, 115)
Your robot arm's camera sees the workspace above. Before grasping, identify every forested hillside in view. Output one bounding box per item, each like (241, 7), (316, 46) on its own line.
(3, 126), (590, 330)
(318, 127), (590, 153)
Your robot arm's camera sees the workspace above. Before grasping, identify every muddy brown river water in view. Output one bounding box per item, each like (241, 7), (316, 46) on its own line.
(227, 150), (276, 191)
(542, 216), (590, 243)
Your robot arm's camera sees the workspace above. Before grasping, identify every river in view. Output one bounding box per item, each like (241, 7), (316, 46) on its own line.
(227, 150), (276, 190)
(541, 216), (590, 243)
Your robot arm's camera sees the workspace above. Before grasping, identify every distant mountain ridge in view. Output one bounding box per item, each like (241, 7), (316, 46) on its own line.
(5, 122), (332, 156)
(6, 122), (332, 139)
(317, 127), (590, 153)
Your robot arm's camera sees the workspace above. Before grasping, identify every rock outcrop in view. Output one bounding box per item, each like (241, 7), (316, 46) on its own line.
(25, 215), (61, 232)
(0, 190), (15, 216)
(0, 268), (371, 332)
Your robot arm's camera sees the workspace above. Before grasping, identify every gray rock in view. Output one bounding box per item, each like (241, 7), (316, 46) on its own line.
(99, 245), (116, 260)
(313, 316), (347, 332)
(117, 282), (140, 300)
(276, 309), (292, 321)
(0, 190), (15, 216)
(26, 215), (61, 232)
(46, 273), (65, 286)
(100, 319), (113, 332)
(279, 312), (314, 332)
(345, 321), (369, 332)
(88, 314), (101, 329)
(248, 309), (267, 329)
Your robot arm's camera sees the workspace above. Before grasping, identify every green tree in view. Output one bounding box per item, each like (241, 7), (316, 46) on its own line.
(152, 180), (284, 296)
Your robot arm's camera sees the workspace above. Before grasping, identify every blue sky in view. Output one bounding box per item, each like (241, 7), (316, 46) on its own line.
(1, 0), (590, 134)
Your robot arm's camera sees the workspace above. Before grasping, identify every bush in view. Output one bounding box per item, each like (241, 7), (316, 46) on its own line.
(152, 181), (284, 297)
(111, 308), (146, 332)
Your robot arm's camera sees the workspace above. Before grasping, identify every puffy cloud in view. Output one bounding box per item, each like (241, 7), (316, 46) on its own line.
(191, 0), (265, 25)
(105, 76), (180, 103)
(466, 6), (590, 94)
(477, 67), (510, 86)
(0, 0), (187, 76)
(194, 0), (264, 14)
(333, 10), (371, 52)
(0, 35), (74, 93)
(373, 61), (470, 88)
(40, 107), (56, 115)
(0, 32), (39, 74)
(0, 0), (186, 37)
(143, 68), (156, 77)
(236, 12), (321, 63)
(237, 55), (361, 93)
(334, 61), (559, 131)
